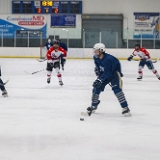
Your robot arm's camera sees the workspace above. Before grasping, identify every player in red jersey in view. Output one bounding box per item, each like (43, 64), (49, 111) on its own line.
(128, 44), (160, 80)
(46, 40), (66, 86)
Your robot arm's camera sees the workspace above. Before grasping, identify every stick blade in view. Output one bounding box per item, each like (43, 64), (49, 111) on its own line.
(0, 79), (9, 86)
(81, 112), (90, 116)
(24, 71), (33, 74)
(37, 59), (46, 62)
(4, 79), (9, 85)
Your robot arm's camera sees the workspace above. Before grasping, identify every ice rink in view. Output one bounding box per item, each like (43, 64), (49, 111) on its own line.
(0, 58), (160, 160)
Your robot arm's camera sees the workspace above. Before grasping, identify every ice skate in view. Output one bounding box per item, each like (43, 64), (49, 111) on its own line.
(156, 75), (160, 80)
(2, 90), (8, 97)
(137, 76), (142, 80)
(47, 77), (51, 84)
(87, 100), (100, 113)
(122, 107), (132, 117)
(80, 106), (98, 116)
(87, 106), (97, 113)
(59, 81), (63, 86)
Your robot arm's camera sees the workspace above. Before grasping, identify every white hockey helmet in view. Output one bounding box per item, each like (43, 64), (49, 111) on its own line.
(93, 43), (105, 52)
(93, 43), (105, 57)
(48, 39), (51, 43)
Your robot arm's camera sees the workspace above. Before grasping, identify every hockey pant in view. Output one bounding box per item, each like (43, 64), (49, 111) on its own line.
(138, 60), (159, 77)
(46, 62), (62, 81)
(92, 71), (128, 108)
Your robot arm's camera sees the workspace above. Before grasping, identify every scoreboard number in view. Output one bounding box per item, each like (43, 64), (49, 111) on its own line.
(41, 1), (53, 7)
(12, 0), (82, 14)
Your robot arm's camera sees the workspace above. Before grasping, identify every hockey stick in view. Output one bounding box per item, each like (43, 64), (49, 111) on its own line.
(132, 59), (158, 63)
(81, 111), (92, 116)
(24, 68), (45, 75)
(37, 59), (47, 62)
(0, 79), (9, 86)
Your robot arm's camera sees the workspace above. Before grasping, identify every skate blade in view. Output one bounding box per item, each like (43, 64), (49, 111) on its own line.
(3, 94), (8, 97)
(81, 112), (90, 116)
(123, 112), (132, 117)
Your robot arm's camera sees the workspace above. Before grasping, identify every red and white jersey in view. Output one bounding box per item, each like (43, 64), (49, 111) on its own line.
(46, 47), (66, 62)
(132, 47), (151, 60)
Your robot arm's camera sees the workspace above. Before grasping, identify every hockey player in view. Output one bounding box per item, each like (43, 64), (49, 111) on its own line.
(45, 39), (53, 51)
(46, 40), (66, 86)
(128, 44), (160, 80)
(87, 43), (131, 117)
(0, 66), (8, 97)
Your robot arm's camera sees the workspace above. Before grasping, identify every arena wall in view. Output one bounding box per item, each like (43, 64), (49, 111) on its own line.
(1, 0), (160, 39)
(0, 48), (159, 60)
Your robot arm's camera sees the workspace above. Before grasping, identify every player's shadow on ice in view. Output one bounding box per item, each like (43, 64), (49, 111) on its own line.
(94, 112), (146, 118)
(94, 112), (123, 118)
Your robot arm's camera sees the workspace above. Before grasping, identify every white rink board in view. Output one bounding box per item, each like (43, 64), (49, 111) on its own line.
(0, 47), (160, 59)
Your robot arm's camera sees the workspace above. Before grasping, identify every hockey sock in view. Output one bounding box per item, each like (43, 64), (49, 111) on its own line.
(91, 94), (100, 107)
(138, 70), (143, 77)
(57, 74), (62, 81)
(55, 68), (62, 81)
(114, 89), (128, 108)
(152, 69), (159, 77)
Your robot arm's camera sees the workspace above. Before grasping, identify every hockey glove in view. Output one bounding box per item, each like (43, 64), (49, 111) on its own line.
(127, 55), (133, 61)
(94, 67), (102, 77)
(93, 79), (103, 88)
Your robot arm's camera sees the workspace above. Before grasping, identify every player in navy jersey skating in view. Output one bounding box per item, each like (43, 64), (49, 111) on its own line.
(86, 43), (131, 117)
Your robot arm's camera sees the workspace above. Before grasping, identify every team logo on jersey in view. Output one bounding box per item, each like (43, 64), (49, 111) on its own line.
(51, 53), (57, 58)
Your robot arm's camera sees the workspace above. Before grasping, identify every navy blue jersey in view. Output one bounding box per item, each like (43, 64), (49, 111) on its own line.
(94, 53), (122, 81)
(60, 42), (68, 51)
(45, 42), (53, 50)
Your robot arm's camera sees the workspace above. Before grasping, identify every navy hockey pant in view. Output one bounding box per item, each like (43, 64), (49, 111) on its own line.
(139, 59), (154, 70)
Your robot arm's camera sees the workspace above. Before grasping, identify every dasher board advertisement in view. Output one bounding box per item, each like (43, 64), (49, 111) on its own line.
(0, 15), (47, 38)
(134, 12), (160, 39)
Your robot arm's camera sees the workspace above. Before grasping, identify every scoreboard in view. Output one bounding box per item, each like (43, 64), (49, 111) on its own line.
(12, 1), (82, 14)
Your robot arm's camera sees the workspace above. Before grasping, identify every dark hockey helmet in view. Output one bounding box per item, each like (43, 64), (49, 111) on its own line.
(53, 40), (60, 46)
(135, 43), (140, 51)
(57, 39), (61, 44)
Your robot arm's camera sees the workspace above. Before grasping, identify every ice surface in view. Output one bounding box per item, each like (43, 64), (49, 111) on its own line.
(0, 58), (160, 160)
